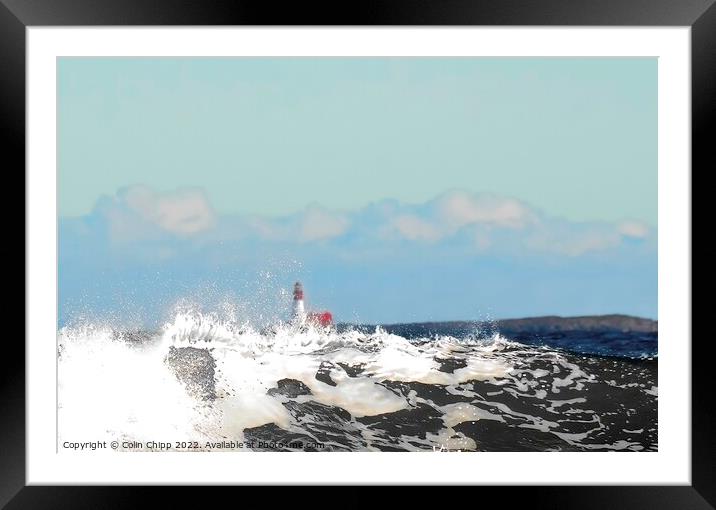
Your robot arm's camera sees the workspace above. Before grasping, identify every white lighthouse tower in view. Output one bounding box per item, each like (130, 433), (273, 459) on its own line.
(292, 281), (307, 324)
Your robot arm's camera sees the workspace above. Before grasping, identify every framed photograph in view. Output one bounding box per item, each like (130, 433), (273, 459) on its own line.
(7, 0), (711, 505)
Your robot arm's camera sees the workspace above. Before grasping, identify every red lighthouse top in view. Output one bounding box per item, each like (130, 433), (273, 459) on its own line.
(293, 282), (304, 301)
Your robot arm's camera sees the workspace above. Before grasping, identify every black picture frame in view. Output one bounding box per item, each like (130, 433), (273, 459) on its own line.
(4, 0), (711, 506)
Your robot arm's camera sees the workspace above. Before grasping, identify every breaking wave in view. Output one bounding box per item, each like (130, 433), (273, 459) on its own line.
(58, 308), (657, 452)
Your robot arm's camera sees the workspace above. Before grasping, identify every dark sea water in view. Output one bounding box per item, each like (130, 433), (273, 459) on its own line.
(58, 314), (657, 452)
(367, 322), (658, 360)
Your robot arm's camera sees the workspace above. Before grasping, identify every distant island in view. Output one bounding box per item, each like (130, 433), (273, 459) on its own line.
(495, 314), (657, 333)
(367, 314), (657, 335)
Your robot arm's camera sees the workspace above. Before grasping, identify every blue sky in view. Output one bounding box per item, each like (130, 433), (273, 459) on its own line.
(58, 58), (657, 326)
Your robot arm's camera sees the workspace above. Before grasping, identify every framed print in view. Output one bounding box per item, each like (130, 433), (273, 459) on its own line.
(5, 0), (713, 506)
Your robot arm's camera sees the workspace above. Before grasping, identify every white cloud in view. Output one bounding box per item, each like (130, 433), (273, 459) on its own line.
(388, 215), (441, 242)
(435, 191), (534, 230)
(618, 220), (650, 239)
(82, 185), (653, 258)
(298, 207), (349, 242)
(230, 205), (349, 243)
(99, 185), (216, 241)
(378, 191), (536, 244)
(524, 220), (627, 257)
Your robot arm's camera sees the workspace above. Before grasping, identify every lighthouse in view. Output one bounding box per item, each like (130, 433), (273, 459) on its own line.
(292, 281), (333, 327)
(292, 281), (307, 324)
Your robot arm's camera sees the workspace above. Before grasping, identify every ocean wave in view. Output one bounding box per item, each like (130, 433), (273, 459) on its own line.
(57, 309), (657, 452)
